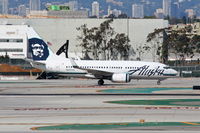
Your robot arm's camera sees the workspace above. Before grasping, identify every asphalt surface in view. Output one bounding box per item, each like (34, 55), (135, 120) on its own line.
(0, 78), (200, 132)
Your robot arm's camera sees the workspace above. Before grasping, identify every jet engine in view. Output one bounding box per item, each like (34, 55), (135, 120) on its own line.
(111, 73), (131, 83)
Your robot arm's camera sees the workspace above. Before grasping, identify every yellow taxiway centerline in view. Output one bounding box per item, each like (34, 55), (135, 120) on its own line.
(181, 122), (200, 126)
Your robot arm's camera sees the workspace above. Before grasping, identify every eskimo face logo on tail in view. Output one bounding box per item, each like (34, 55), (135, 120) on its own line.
(29, 38), (49, 61)
(32, 43), (44, 58)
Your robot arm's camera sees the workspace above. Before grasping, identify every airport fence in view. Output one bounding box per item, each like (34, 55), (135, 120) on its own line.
(171, 65), (200, 77)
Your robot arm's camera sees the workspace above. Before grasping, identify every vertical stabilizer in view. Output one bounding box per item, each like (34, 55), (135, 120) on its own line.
(26, 26), (53, 61)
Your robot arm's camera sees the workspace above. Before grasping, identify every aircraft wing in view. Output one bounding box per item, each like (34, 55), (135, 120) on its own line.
(70, 58), (113, 78)
(83, 68), (113, 78)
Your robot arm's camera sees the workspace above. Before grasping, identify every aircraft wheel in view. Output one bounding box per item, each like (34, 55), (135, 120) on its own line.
(98, 79), (104, 86)
(157, 80), (161, 85)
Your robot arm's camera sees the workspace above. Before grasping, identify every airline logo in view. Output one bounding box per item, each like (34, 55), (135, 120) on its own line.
(29, 38), (49, 61)
(129, 65), (164, 77)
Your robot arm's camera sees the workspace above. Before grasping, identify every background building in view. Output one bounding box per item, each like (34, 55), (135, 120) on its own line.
(65, 1), (78, 11)
(171, 2), (179, 18)
(163, 0), (171, 17)
(111, 9), (121, 17)
(185, 9), (196, 19)
(0, 0), (8, 14)
(0, 19), (168, 61)
(18, 5), (26, 17)
(154, 8), (164, 19)
(107, 6), (121, 17)
(0, 25), (27, 59)
(132, 4), (144, 18)
(47, 10), (88, 18)
(28, 3), (88, 18)
(28, 10), (88, 18)
(29, 0), (40, 11)
(92, 1), (99, 18)
(107, 5), (111, 16)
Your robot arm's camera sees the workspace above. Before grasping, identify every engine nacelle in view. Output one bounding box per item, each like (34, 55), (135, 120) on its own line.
(111, 73), (131, 83)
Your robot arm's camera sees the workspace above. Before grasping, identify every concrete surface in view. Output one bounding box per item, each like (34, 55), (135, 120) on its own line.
(0, 78), (199, 94)
(0, 78), (200, 132)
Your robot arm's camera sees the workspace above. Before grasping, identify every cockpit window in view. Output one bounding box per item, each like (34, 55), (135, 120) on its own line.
(164, 66), (171, 69)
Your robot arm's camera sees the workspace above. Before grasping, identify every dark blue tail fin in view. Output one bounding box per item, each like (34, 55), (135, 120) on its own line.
(26, 27), (52, 61)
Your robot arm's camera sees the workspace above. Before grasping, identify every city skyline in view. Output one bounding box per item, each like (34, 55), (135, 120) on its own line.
(1, 0), (200, 18)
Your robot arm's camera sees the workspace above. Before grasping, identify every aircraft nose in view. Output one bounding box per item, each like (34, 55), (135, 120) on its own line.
(163, 69), (178, 77)
(172, 69), (178, 76)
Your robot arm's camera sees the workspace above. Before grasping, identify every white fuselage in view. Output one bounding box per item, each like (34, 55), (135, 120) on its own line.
(34, 55), (177, 80)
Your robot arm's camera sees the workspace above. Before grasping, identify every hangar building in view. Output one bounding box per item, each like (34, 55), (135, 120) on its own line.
(0, 19), (168, 61)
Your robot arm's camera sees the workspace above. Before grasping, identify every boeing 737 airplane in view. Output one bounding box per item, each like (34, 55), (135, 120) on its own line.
(25, 26), (178, 85)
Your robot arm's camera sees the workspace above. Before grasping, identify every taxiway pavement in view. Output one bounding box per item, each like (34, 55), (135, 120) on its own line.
(0, 78), (200, 132)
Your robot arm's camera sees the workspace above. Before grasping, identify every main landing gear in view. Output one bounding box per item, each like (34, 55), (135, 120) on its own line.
(157, 80), (161, 85)
(98, 79), (104, 86)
